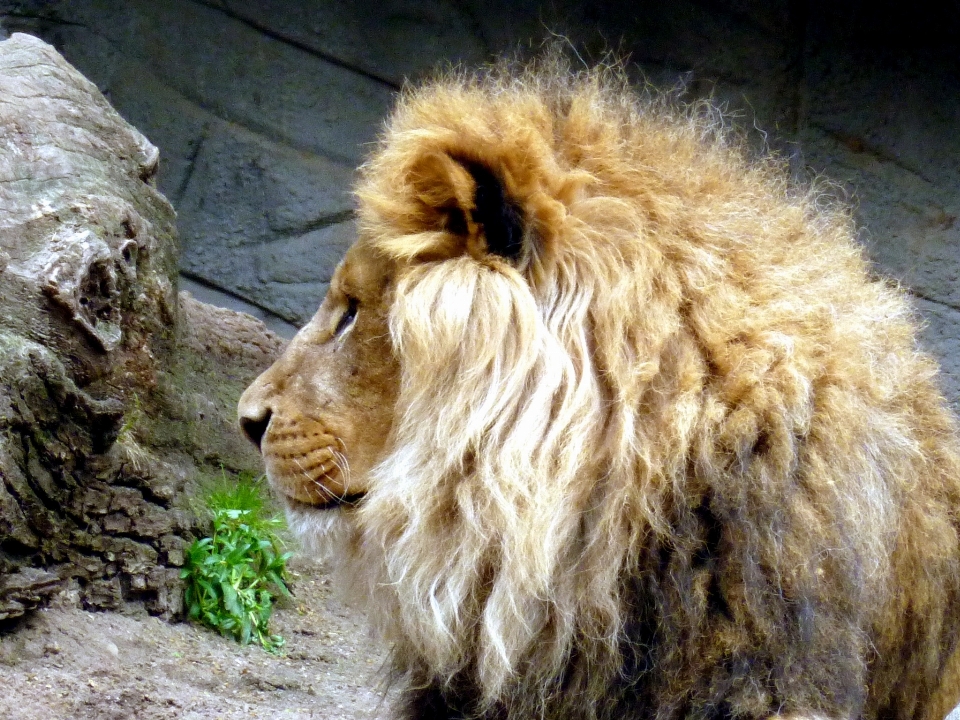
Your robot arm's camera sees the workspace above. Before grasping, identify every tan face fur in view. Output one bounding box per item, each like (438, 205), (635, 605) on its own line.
(237, 240), (398, 511)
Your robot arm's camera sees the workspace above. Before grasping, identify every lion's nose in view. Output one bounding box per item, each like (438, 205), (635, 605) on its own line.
(239, 409), (271, 453)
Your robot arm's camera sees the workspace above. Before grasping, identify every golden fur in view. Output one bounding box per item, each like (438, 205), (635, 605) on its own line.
(238, 57), (960, 720)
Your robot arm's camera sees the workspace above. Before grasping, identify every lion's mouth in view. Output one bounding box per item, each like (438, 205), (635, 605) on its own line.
(261, 448), (362, 510)
(283, 492), (366, 512)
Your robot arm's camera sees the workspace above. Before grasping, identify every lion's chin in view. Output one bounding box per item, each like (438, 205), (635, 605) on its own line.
(282, 495), (362, 560)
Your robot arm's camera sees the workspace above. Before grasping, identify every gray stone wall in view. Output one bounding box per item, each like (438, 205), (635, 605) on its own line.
(1, 0), (957, 409)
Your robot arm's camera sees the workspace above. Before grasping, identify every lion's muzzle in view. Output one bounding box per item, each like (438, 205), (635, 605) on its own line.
(238, 371), (359, 510)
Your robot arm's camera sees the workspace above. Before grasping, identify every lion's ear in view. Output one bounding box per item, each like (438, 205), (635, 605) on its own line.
(462, 160), (524, 261)
(409, 154), (525, 262)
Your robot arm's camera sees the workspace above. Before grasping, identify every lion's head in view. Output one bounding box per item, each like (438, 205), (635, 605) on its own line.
(239, 59), (960, 720)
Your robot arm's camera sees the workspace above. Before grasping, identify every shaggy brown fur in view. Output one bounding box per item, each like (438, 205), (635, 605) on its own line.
(238, 57), (960, 720)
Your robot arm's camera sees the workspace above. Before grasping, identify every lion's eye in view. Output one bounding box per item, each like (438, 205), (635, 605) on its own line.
(334, 297), (359, 337)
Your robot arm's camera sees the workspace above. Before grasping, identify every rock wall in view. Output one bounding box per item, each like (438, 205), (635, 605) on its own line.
(0, 1), (956, 410)
(0, 33), (283, 620)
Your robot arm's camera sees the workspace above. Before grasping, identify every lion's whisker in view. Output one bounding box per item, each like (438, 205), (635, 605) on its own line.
(293, 456), (338, 503)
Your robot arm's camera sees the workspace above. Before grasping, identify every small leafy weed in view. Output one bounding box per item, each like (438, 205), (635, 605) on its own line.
(181, 472), (292, 653)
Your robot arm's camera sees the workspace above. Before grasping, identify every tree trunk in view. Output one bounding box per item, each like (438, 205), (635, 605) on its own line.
(0, 33), (282, 620)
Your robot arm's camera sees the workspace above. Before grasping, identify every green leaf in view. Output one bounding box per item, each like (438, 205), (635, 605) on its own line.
(267, 571), (291, 597)
(240, 614), (252, 645)
(221, 580), (242, 618)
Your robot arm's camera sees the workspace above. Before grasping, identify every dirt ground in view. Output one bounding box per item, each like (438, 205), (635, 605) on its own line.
(0, 557), (391, 720)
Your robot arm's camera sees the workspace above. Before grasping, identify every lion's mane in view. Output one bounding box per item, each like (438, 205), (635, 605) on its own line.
(306, 59), (960, 720)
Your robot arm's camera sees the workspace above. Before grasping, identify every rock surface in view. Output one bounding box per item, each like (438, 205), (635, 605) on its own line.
(0, 33), (282, 619)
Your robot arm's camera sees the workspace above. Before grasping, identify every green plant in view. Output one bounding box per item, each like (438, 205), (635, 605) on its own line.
(181, 472), (292, 653)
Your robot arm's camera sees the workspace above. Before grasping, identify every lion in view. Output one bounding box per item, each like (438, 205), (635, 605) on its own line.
(237, 57), (960, 720)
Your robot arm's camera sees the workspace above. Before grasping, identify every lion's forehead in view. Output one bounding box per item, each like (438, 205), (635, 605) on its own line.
(338, 238), (399, 298)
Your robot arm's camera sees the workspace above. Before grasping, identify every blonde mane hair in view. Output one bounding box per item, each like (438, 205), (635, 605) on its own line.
(295, 58), (960, 719)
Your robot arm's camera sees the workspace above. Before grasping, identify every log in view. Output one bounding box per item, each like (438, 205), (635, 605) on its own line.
(0, 33), (283, 619)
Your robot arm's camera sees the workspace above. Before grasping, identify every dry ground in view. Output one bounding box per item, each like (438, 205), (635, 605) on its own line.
(0, 557), (390, 719)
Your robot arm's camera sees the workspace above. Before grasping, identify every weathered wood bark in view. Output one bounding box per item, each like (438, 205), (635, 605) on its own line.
(0, 33), (283, 619)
